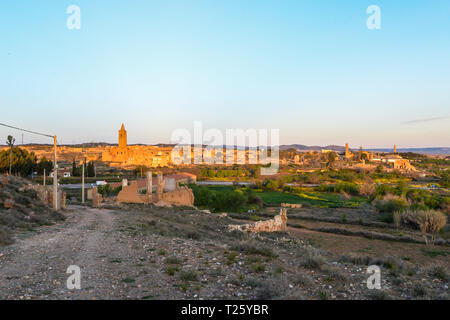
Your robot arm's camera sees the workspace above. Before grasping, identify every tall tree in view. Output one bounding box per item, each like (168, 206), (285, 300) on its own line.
(87, 161), (95, 177)
(37, 156), (53, 175)
(72, 158), (77, 176)
(6, 135), (15, 175)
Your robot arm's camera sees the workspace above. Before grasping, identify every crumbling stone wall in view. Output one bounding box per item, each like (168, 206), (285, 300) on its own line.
(92, 186), (103, 208)
(116, 181), (147, 204)
(229, 208), (288, 232)
(32, 185), (66, 210)
(160, 186), (194, 206)
(116, 174), (194, 207)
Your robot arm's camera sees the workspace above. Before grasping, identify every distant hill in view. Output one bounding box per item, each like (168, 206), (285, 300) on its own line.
(2, 143), (448, 156)
(280, 145), (450, 155)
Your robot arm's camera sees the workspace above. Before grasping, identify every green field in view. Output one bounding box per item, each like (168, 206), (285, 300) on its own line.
(192, 185), (367, 208)
(256, 190), (367, 208)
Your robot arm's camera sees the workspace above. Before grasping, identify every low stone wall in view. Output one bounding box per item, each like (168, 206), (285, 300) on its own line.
(281, 203), (302, 208)
(229, 208), (288, 232)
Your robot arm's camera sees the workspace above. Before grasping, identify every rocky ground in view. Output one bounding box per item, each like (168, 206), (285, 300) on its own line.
(0, 203), (448, 300)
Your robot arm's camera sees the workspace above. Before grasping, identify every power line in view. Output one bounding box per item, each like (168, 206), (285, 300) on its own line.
(0, 122), (53, 138)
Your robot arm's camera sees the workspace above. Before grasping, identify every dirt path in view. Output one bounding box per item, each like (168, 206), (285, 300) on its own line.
(0, 206), (137, 299)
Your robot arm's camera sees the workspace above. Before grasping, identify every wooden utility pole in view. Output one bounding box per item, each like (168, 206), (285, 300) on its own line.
(53, 135), (58, 210)
(82, 162), (85, 204)
(44, 168), (46, 186)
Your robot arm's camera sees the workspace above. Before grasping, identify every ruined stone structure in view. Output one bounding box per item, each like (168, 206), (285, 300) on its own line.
(92, 186), (103, 208)
(116, 181), (148, 204)
(370, 153), (415, 171)
(229, 208), (288, 233)
(32, 185), (67, 210)
(158, 186), (195, 207)
(116, 173), (194, 207)
(392, 159), (413, 170)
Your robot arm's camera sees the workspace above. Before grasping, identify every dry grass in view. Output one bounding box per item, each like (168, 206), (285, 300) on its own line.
(0, 175), (65, 245)
(427, 264), (448, 281)
(299, 246), (327, 270)
(396, 209), (447, 244)
(230, 240), (278, 258)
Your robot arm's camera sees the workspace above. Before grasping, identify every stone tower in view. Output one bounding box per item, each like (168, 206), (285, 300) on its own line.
(370, 149), (374, 161)
(119, 124), (127, 149)
(393, 144), (397, 153)
(345, 143), (351, 159)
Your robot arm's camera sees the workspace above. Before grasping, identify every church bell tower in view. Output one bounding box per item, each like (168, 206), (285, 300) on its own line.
(119, 123), (127, 149)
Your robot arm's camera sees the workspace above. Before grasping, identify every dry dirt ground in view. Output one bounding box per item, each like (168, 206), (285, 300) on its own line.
(0, 205), (448, 300)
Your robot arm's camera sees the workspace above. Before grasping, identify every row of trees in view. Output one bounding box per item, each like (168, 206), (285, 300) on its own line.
(72, 159), (95, 177)
(0, 147), (53, 176)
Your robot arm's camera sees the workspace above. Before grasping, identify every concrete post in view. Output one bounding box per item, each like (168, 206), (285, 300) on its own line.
(53, 135), (58, 211)
(82, 163), (85, 204)
(146, 171), (152, 194)
(43, 168), (46, 187)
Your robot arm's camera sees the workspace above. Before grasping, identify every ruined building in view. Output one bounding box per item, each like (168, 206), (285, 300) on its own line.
(115, 172), (194, 207)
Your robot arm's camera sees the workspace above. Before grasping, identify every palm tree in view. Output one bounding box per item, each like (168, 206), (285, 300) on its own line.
(6, 135), (15, 175)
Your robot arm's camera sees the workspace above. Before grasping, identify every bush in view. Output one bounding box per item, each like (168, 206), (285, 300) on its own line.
(334, 182), (359, 196)
(179, 270), (198, 282)
(427, 264), (448, 281)
(97, 184), (122, 197)
(0, 226), (13, 246)
(193, 188), (214, 207)
(394, 209), (447, 244)
(360, 180), (375, 197)
(255, 280), (285, 299)
(316, 184), (334, 192)
(215, 191), (247, 212)
(230, 241), (277, 258)
(374, 195), (408, 213)
(263, 179), (279, 191)
(299, 247), (327, 270)
(192, 186), (256, 212)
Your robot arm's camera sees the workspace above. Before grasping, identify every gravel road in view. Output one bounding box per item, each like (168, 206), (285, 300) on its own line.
(0, 206), (157, 300)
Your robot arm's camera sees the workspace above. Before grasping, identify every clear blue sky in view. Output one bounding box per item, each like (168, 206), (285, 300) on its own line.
(1, 0), (449, 147)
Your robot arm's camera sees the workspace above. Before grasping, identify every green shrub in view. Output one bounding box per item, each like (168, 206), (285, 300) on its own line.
(299, 247), (327, 270)
(374, 195), (408, 213)
(334, 182), (360, 196)
(372, 184), (395, 200)
(179, 270), (198, 282)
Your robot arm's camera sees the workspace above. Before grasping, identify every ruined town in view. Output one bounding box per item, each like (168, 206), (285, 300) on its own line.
(1, 1), (449, 311)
